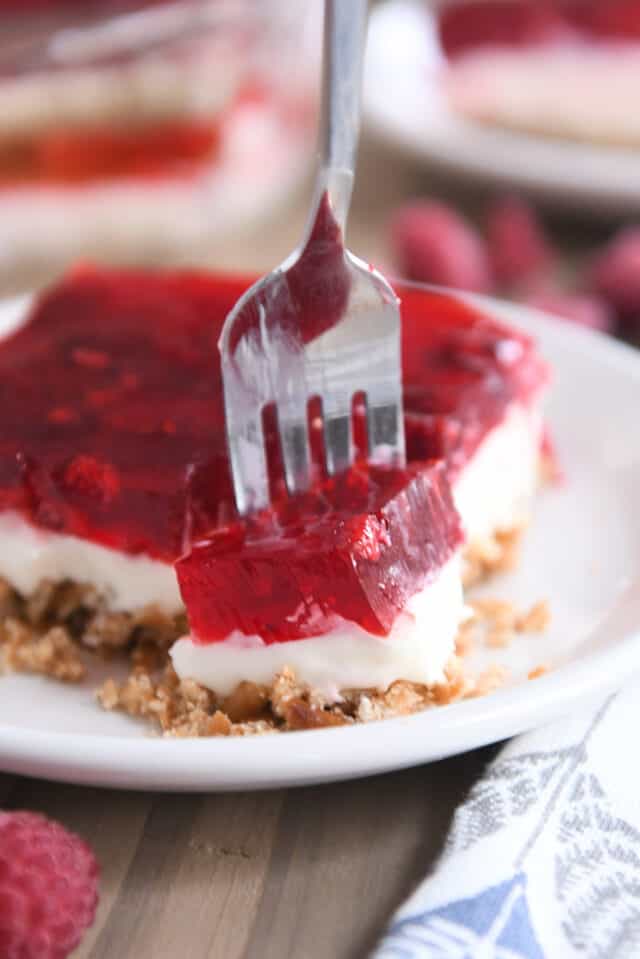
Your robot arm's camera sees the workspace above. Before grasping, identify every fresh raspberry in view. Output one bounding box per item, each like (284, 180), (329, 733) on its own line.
(526, 292), (614, 333)
(390, 201), (492, 293)
(438, 1), (567, 58)
(0, 810), (99, 959)
(588, 227), (640, 318)
(485, 196), (552, 289)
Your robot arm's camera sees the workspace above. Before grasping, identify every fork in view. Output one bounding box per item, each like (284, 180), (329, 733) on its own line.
(219, 0), (405, 516)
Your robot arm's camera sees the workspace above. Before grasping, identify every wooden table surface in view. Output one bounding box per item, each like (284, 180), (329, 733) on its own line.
(0, 135), (588, 959)
(0, 751), (496, 959)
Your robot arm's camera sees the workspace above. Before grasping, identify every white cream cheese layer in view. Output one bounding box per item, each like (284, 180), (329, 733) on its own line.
(446, 47), (640, 149)
(170, 555), (464, 699)
(453, 399), (543, 547)
(0, 512), (181, 613)
(0, 49), (240, 140)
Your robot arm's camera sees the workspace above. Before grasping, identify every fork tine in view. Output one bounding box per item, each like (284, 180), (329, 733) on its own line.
(226, 409), (271, 516)
(367, 396), (405, 467)
(279, 415), (313, 497)
(323, 410), (352, 476)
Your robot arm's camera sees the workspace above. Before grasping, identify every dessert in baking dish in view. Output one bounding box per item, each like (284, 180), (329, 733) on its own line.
(0, 1), (319, 280)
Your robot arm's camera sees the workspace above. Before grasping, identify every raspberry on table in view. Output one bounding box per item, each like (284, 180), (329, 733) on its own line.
(588, 227), (640, 319)
(485, 196), (552, 289)
(0, 810), (99, 959)
(390, 200), (492, 293)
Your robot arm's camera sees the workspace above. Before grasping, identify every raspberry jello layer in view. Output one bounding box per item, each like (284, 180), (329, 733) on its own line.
(172, 463), (464, 696)
(401, 286), (547, 573)
(0, 5), (243, 184)
(0, 267), (547, 660)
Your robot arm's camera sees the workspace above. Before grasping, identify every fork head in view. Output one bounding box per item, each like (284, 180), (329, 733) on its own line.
(219, 192), (405, 516)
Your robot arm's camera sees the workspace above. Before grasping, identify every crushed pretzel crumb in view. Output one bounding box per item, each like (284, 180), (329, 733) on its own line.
(486, 627), (516, 649)
(516, 601), (551, 634)
(468, 595), (550, 650)
(469, 664), (511, 698)
(528, 665), (549, 680)
(463, 527), (523, 587)
(1, 618), (85, 682)
(433, 654), (472, 704)
(0, 576), (185, 687)
(455, 616), (477, 657)
(222, 681), (270, 723)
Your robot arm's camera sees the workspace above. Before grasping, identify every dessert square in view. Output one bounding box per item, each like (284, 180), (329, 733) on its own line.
(173, 462), (463, 696)
(0, 265), (549, 728)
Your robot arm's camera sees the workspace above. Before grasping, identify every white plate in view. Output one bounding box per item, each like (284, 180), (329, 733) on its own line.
(1, 291), (640, 791)
(364, 0), (640, 215)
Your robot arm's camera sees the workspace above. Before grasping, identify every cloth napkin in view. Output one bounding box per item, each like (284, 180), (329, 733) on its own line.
(374, 685), (640, 958)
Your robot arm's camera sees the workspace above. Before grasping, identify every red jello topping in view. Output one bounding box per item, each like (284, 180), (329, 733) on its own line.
(401, 287), (548, 480)
(438, 1), (569, 58)
(439, 0), (640, 57)
(562, 0), (640, 40)
(0, 267), (236, 559)
(0, 119), (222, 185)
(0, 267), (546, 572)
(176, 461), (462, 644)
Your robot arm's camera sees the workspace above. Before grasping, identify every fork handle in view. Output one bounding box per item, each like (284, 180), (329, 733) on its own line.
(315, 0), (369, 234)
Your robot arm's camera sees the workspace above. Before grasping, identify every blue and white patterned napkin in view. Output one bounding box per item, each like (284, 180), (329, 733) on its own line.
(375, 686), (640, 958)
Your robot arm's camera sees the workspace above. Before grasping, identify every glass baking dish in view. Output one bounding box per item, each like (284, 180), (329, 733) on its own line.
(0, 0), (321, 286)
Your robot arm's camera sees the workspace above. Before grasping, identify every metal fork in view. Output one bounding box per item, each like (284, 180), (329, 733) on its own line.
(219, 0), (405, 516)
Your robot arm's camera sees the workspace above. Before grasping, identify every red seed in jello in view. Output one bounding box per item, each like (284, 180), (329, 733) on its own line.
(176, 462), (463, 645)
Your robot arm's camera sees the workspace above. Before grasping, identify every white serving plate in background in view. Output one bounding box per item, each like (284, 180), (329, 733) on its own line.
(364, 0), (640, 215)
